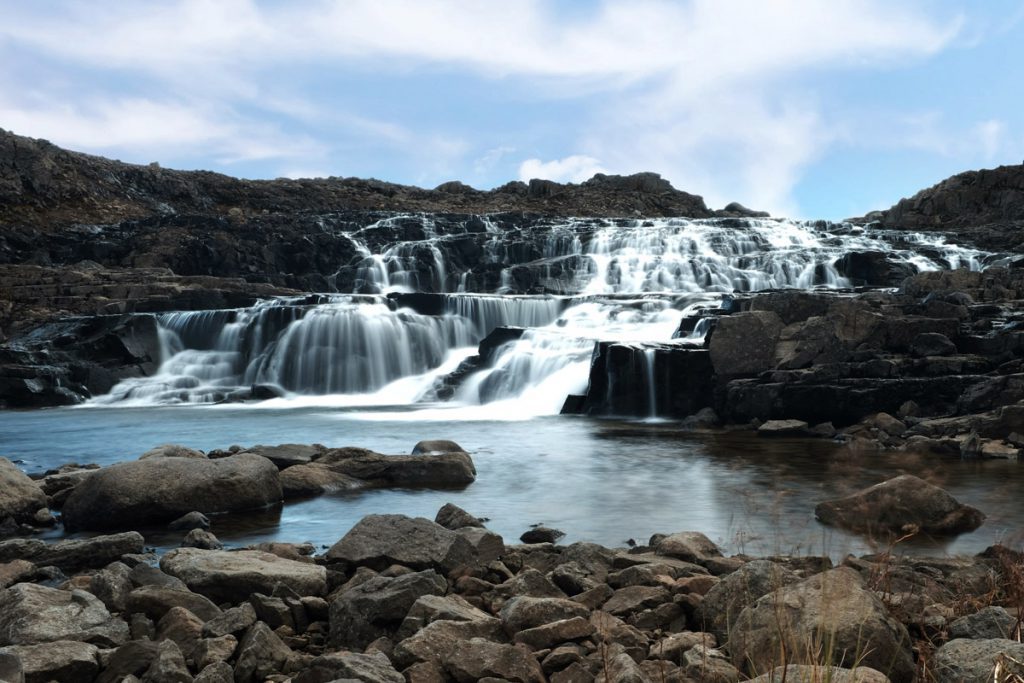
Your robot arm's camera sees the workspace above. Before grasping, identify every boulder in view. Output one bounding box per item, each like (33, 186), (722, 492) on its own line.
(709, 311), (784, 377)
(160, 548), (327, 603)
(696, 560), (799, 643)
(435, 502), (484, 530)
(125, 585), (222, 622)
(728, 567), (914, 683)
(0, 583), (129, 647)
(681, 643), (742, 683)
(95, 640), (158, 683)
(141, 639), (191, 683)
(412, 440), (467, 455)
(749, 664), (891, 683)
(315, 447), (476, 487)
(167, 512), (210, 531)
(931, 638), (1024, 683)
(182, 529), (223, 550)
(237, 443), (323, 469)
(201, 603), (256, 638)
(326, 514), (477, 573)
(520, 526), (565, 544)
(500, 596), (591, 635)
(0, 641), (99, 683)
(329, 570), (447, 650)
(139, 444), (205, 460)
(233, 622), (295, 683)
(445, 639), (545, 683)
(0, 560), (34, 590)
(456, 527), (504, 563)
(90, 561), (134, 612)
(392, 618), (505, 671)
(193, 661), (233, 683)
(814, 474), (985, 536)
(910, 332), (957, 357)
(278, 463), (363, 498)
(654, 531), (723, 564)
(62, 453), (282, 531)
(757, 419), (809, 436)
(948, 606), (1018, 640)
(0, 458), (46, 524)
(513, 616), (594, 651)
(292, 651), (404, 683)
(0, 532), (144, 572)
(398, 594), (492, 639)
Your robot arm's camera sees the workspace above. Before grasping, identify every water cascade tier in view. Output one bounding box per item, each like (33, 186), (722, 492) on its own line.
(93, 216), (998, 412)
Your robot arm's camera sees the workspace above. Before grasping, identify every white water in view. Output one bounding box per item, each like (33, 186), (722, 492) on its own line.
(92, 216), (993, 412)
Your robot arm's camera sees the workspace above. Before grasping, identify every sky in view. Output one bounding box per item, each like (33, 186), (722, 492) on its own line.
(1, 0), (1022, 220)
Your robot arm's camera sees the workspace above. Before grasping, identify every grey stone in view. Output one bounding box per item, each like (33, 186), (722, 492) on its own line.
(160, 548), (326, 603)
(0, 532), (144, 573)
(168, 512), (210, 531)
(182, 529), (223, 550)
(125, 585), (222, 622)
(435, 502), (484, 530)
(0, 459), (46, 525)
(696, 560), (799, 643)
(948, 605), (1018, 640)
(292, 651), (404, 683)
(932, 638), (1024, 683)
(233, 621), (294, 683)
(0, 583), (128, 647)
(0, 641), (99, 683)
(327, 514), (477, 573)
(140, 639), (191, 683)
(329, 570), (447, 650)
(500, 596), (590, 635)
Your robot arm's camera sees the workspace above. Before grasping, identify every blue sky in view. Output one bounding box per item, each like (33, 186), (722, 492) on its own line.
(1, 0), (1022, 219)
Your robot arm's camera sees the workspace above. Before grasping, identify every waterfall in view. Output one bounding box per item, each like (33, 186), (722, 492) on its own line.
(91, 215), (995, 408)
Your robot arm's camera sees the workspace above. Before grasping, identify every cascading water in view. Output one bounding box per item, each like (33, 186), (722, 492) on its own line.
(92, 216), (996, 411)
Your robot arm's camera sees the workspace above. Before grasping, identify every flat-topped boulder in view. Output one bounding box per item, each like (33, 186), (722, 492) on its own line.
(327, 514), (477, 573)
(815, 474), (985, 536)
(0, 532), (144, 572)
(315, 446), (476, 487)
(61, 453), (282, 531)
(159, 548), (327, 604)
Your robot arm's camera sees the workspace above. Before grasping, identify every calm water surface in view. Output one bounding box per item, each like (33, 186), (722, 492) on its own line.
(1, 405), (1022, 559)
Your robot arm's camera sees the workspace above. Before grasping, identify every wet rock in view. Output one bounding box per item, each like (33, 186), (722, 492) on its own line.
(932, 638), (1024, 683)
(326, 514), (477, 573)
(696, 559), (799, 643)
(293, 651), (404, 683)
(0, 532), (144, 572)
(182, 529), (223, 550)
(278, 464), (363, 498)
(62, 454), (282, 531)
(0, 641), (98, 683)
(728, 567), (914, 683)
(315, 447), (476, 487)
(0, 458), (46, 525)
(435, 502), (484, 530)
(160, 548), (327, 603)
(757, 419), (809, 436)
(125, 585), (222, 622)
(520, 526), (565, 544)
(814, 474), (985, 536)
(0, 583), (129, 647)
(233, 621), (295, 683)
(141, 639), (192, 683)
(168, 512), (210, 531)
(445, 638), (545, 683)
(412, 440), (466, 455)
(329, 570), (447, 650)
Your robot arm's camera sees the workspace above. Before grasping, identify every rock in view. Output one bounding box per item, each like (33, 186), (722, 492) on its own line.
(237, 444), (323, 469)
(814, 474), (985, 536)
(0, 560), (34, 589)
(0, 532), (145, 572)
(139, 444), (205, 460)
(0, 458), (46, 524)
(728, 567), (914, 683)
(749, 665), (891, 683)
(0, 652), (22, 683)
(193, 661), (233, 683)
(589, 611), (649, 662)
(513, 616), (594, 650)
(182, 529), (223, 550)
(168, 512), (210, 531)
(948, 606), (1019, 640)
(709, 311), (784, 377)
(327, 514), (477, 573)
(757, 419), (809, 436)
(445, 638), (544, 683)
(160, 548), (326, 603)
(696, 560), (799, 643)
(278, 464), (364, 498)
(293, 651), (404, 683)
(156, 606), (204, 658)
(0, 641), (99, 683)
(398, 594), (492, 639)
(435, 503), (484, 530)
(654, 531), (723, 564)
(500, 596), (591, 635)
(863, 412), (907, 437)
(931, 638), (1024, 683)
(202, 603), (257, 638)
(193, 635), (236, 670)
(314, 447), (476, 487)
(456, 527), (504, 563)
(0, 583), (129, 647)
(329, 570), (447, 650)
(141, 639), (192, 683)
(681, 644), (742, 683)
(233, 622), (295, 683)
(392, 618), (505, 671)
(90, 561), (134, 612)
(412, 440), (466, 455)
(62, 454), (282, 531)
(601, 586), (671, 617)
(520, 527), (565, 544)
(128, 562), (188, 590)
(125, 585), (222, 622)
(910, 332), (957, 357)
(96, 640), (158, 683)
(649, 631), (717, 661)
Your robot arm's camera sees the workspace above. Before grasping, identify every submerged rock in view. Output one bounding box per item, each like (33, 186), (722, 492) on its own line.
(814, 474), (985, 536)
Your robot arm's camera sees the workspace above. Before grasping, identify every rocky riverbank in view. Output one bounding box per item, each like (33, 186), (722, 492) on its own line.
(2, 440), (1023, 682)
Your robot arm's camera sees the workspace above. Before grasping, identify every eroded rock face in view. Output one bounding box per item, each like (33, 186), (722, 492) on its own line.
(728, 567), (915, 683)
(62, 453), (282, 531)
(814, 474), (985, 536)
(326, 514), (477, 573)
(159, 548), (327, 604)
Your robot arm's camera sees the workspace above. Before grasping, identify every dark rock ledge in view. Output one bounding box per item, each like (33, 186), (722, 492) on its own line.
(0, 494), (1021, 683)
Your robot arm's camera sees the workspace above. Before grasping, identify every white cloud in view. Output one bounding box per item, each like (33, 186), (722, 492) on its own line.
(519, 155), (607, 184)
(973, 119), (1006, 161)
(0, 0), (967, 212)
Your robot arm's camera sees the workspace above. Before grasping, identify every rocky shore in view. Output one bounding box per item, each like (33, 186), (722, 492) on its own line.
(1, 440), (1023, 683)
